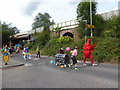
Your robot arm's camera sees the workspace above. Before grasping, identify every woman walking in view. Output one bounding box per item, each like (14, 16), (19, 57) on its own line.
(36, 46), (40, 58)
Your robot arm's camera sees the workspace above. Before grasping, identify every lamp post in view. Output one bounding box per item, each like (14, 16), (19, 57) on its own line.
(90, 0), (93, 38)
(82, 20), (87, 43)
(9, 36), (12, 47)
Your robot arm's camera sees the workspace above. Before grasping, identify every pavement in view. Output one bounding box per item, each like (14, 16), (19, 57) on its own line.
(0, 54), (24, 69)
(0, 52), (50, 69)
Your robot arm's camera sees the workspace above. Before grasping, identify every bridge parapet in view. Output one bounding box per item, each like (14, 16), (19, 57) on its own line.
(50, 19), (78, 31)
(14, 19), (79, 39)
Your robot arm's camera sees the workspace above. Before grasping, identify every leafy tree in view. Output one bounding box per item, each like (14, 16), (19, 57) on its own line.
(0, 22), (15, 45)
(77, 0), (97, 37)
(77, 0), (97, 24)
(102, 16), (120, 38)
(76, 1), (105, 37)
(34, 30), (50, 46)
(54, 27), (61, 37)
(93, 14), (105, 36)
(32, 12), (55, 31)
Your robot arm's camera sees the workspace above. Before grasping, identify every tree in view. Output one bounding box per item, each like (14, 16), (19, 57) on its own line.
(0, 22), (15, 45)
(77, 0), (97, 24)
(54, 27), (61, 37)
(102, 16), (120, 38)
(32, 12), (55, 31)
(34, 30), (50, 46)
(77, 0), (97, 37)
(93, 14), (105, 36)
(76, 0), (105, 37)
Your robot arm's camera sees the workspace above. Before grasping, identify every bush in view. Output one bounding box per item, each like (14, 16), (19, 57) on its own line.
(24, 42), (34, 49)
(56, 36), (74, 44)
(92, 37), (119, 63)
(35, 30), (50, 46)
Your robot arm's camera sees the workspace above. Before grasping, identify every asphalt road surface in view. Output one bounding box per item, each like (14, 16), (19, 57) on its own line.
(2, 52), (118, 88)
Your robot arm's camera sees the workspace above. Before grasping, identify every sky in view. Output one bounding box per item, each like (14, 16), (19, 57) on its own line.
(0, 0), (119, 32)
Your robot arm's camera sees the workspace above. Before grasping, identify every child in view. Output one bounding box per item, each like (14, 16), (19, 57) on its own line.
(59, 48), (64, 54)
(71, 46), (79, 70)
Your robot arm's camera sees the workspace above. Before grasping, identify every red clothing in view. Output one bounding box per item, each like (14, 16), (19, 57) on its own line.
(83, 39), (96, 64)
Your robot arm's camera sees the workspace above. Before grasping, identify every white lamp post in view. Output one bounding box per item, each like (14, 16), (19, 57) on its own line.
(9, 36), (12, 47)
(90, 0), (93, 37)
(82, 20), (87, 43)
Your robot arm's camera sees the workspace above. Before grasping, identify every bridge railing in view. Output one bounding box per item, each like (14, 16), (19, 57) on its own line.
(50, 19), (78, 31)
(14, 19), (79, 37)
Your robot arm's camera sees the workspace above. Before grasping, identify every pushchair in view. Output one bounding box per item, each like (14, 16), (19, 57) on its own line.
(55, 54), (71, 67)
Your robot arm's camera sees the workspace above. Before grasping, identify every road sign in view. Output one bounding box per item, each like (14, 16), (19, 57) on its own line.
(86, 24), (95, 28)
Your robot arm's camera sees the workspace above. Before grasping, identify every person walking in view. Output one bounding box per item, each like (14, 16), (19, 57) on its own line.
(71, 46), (79, 70)
(36, 46), (40, 58)
(83, 38), (97, 66)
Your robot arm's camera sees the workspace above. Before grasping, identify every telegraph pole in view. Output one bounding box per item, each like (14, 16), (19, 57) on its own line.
(90, 0), (93, 43)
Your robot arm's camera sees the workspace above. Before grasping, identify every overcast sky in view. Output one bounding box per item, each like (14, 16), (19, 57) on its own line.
(0, 0), (119, 32)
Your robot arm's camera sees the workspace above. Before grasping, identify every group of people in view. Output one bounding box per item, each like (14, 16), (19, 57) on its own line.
(1, 38), (97, 67)
(22, 46), (41, 60)
(1, 45), (21, 57)
(59, 38), (97, 69)
(59, 46), (78, 69)
(0, 45), (21, 65)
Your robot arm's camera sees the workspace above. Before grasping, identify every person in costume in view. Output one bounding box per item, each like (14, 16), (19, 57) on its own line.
(8, 47), (13, 57)
(24, 47), (31, 60)
(83, 38), (97, 66)
(3, 48), (9, 65)
(16, 47), (20, 53)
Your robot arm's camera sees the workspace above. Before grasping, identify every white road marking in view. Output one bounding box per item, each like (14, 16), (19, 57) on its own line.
(24, 63), (33, 66)
(33, 58), (40, 60)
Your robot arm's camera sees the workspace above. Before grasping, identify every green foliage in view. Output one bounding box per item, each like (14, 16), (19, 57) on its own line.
(34, 30), (50, 46)
(50, 33), (59, 39)
(32, 12), (55, 30)
(93, 37), (119, 63)
(77, 0), (97, 24)
(102, 16), (120, 38)
(76, 22), (86, 38)
(41, 38), (86, 59)
(24, 42), (34, 49)
(0, 22), (15, 44)
(77, 1), (105, 37)
(93, 14), (106, 36)
(56, 36), (74, 44)
(54, 27), (61, 32)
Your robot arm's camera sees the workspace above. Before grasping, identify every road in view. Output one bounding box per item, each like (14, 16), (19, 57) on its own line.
(2, 52), (118, 88)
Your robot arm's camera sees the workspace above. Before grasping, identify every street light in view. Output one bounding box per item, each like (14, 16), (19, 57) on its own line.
(82, 20), (87, 43)
(90, 0), (92, 37)
(9, 36), (12, 47)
